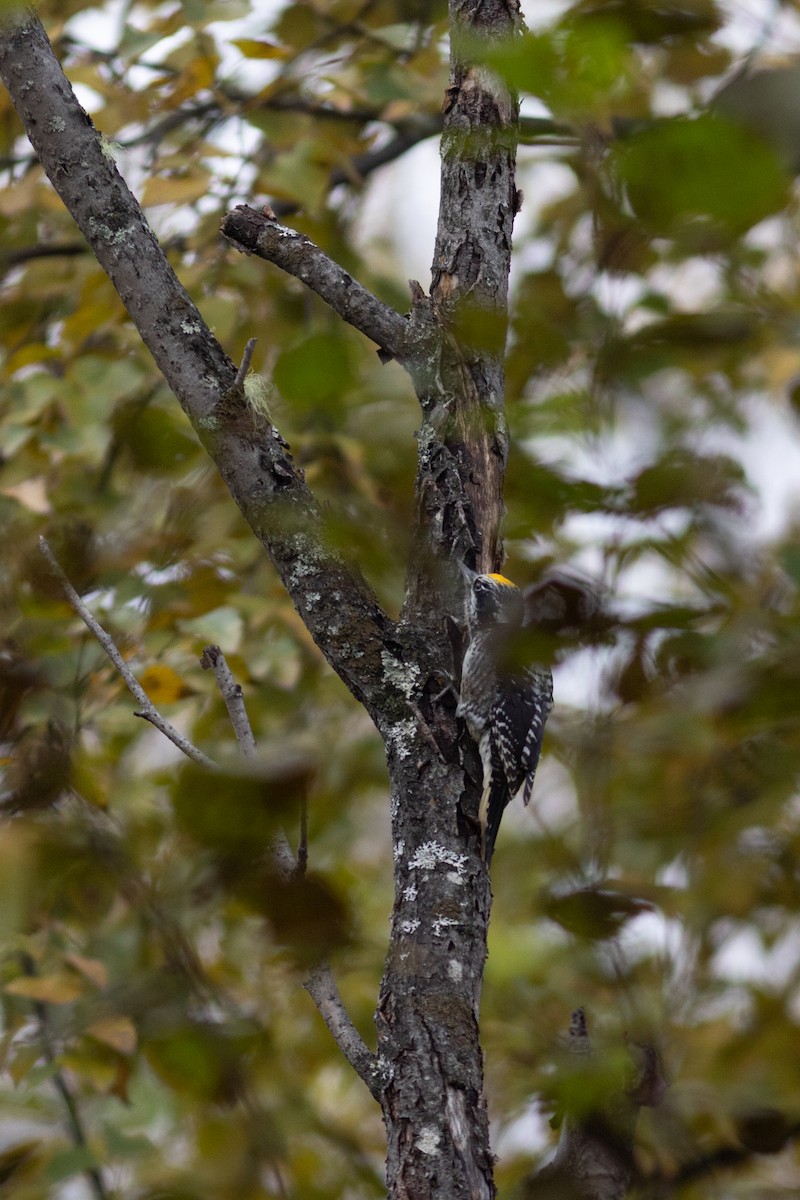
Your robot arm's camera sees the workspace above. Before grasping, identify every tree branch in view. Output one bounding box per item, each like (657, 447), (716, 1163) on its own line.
(395, 0), (524, 641)
(0, 12), (398, 724)
(0, 239), (87, 268)
(234, 336), (258, 390)
(220, 205), (409, 358)
(305, 963), (382, 1101)
(38, 537), (216, 770)
(647, 1117), (800, 1192)
(192, 647), (374, 1092)
(19, 954), (109, 1200)
(199, 644), (257, 758)
(531, 1009), (665, 1200)
(268, 118), (443, 218)
(0, 11), (226, 418)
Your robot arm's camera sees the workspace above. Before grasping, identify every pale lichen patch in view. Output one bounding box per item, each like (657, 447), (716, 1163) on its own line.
(415, 1126), (441, 1156)
(386, 718), (416, 759)
(432, 915), (459, 936)
(447, 959), (463, 983)
(381, 648), (421, 701)
(409, 842), (468, 876)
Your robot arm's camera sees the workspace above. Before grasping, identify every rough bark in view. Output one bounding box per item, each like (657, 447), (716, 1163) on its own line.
(219, 29), (524, 1194)
(0, 7), (521, 1199)
(0, 10), (399, 728)
(403, 0), (521, 619)
(371, 0), (522, 1195)
(221, 205), (409, 358)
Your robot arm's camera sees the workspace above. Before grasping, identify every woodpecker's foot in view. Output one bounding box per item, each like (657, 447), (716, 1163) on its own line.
(429, 670), (458, 706)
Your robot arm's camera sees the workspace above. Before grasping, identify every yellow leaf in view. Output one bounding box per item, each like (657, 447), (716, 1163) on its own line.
(5, 344), (62, 373)
(165, 55), (218, 106)
(381, 99), (417, 121)
(7, 1043), (40, 1086)
(69, 754), (109, 811)
(0, 1139), (40, 1185)
(141, 170), (211, 208)
(87, 1016), (137, 1056)
(64, 953), (108, 989)
(0, 169), (42, 217)
(137, 664), (194, 704)
(5, 974), (84, 1005)
(232, 37), (287, 59)
(1, 479), (50, 515)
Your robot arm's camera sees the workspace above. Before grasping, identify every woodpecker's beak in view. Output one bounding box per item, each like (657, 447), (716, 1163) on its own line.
(459, 562), (478, 585)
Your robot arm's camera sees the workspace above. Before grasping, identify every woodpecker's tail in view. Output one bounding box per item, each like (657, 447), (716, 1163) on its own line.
(478, 737), (509, 865)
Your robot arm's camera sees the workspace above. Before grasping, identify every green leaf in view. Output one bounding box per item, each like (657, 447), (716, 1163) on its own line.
(44, 1145), (100, 1184)
(172, 758), (315, 854)
(274, 331), (354, 413)
(628, 450), (747, 513)
(484, 21), (633, 119)
(617, 114), (790, 239)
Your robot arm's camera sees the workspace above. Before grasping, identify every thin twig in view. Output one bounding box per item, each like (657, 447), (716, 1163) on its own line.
(296, 792), (308, 877)
(269, 119), (441, 218)
(200, 644), (257, 756)
(19, 955), (109, 1200)
(0, 240), (87, 267)
(191, 632), (383, 1102)
(38, 537), (216, 771)
(198, 645), (306, 879)
(196, 645), (373, 1091)
(234, 338), (257, 390)
(304, 963), (382, 1100)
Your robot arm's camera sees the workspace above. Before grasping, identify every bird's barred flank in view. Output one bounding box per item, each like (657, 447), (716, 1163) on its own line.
(456, 569), (553, 864)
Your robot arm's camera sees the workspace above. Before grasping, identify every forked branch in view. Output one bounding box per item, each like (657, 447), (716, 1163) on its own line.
(38, 537), (216, 770)
(305, 964), (382, 1100)
(0, 11), (398, 722)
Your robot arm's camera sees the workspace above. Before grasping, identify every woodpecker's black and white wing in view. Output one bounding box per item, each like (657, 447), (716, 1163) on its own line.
(519, 666), (553, 805)
(480, 666), (553, 862)
(458, 570), (554, 863)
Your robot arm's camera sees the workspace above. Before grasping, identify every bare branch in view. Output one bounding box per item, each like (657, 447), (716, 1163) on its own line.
(198, 645), (311, 877)
(19, 954), (110, 1200)
(268, 119), (442, 218)
(0, 240), (87, 268)
(220, 205), (409, 359)
(297, 792), (308, 877)
(0, 14), (398, 723)
(234, 337), (258, 391)
(193, 648), (372, 1093)
(0, 12), (228, 418)
(38, 537), (216, 771)
(659, 1118), (800, 1190)
(305, 963), (382, 1101)
(532, 1009), (665, 1200)
(200, 644), (257, 758)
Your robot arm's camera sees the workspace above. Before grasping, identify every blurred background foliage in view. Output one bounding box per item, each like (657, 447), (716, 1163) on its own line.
(3, 0), (800, 1195)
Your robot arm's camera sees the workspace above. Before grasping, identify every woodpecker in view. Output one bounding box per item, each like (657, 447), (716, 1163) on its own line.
(456, 570), (553, 864)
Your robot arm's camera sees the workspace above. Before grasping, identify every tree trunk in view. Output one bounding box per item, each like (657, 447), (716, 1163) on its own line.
(0, 3), (521, 1196)
(374, 0), (521, 1193)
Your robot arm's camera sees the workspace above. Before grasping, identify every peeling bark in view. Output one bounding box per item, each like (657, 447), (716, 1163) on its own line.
(402, 0), (521, 635)
(0, 8), (528, 1199)
(370, 2), (522, 1194)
